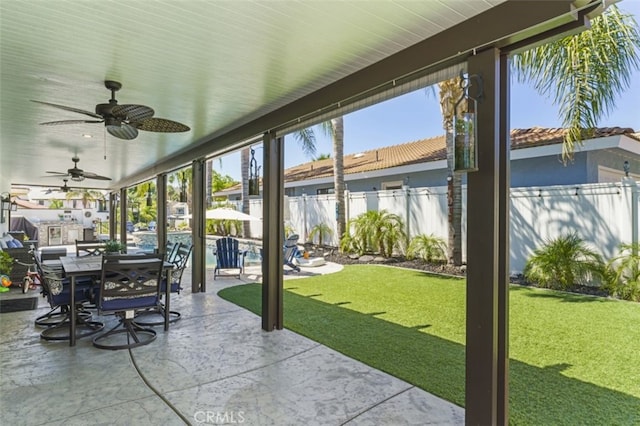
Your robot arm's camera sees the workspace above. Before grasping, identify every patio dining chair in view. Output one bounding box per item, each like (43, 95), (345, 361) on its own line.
(76, 240), (107, 257)
(34, 256), (104, 341)
(136, 243), (193, 326)
(213, 237), (246, 279)
(92, 254), (164, 350)
(164, 240), (179, 264)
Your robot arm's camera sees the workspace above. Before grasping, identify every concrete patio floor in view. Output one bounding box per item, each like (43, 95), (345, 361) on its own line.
(0, 264), (464, 425)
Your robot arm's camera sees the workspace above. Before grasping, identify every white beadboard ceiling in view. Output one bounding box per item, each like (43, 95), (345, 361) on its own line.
(0, 0), (506, 190)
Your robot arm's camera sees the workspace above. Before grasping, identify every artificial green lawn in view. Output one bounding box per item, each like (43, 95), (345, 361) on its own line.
(218, 264), (640, 425)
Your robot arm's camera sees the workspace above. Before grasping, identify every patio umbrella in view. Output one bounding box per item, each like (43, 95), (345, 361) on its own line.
(181, 208), (261, 221)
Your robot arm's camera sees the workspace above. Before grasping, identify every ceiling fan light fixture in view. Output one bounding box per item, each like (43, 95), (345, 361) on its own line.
(70, 175), (85, 182)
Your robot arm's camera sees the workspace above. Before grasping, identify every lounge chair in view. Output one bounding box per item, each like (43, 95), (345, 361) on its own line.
(283, 234), (301, 272)
(214, 237), (246, 279)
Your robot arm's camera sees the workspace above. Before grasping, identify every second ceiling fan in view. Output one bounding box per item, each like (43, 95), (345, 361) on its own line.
(33, 80), (190, 140)
(46, 156), (111, 182)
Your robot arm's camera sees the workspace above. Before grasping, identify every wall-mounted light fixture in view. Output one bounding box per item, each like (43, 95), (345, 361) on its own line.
(1, 192), (18, 224)
(453, 70), (483, 172)
(623, 160), (630, 177)
(248, 147), (262, 196)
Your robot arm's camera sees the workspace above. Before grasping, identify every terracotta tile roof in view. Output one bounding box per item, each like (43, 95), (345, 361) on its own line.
(284, 126), (636, 183)
(217, 127), (636, 192)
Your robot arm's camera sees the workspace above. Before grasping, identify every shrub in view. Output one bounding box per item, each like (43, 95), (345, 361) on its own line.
(309, 223), (333, 246)
(604, 243), (640, 302)
(407, 234), (447, 263)
(523, 233), (604, 290)
(340, 210), (406, 257)
(0, 251), (13, 275)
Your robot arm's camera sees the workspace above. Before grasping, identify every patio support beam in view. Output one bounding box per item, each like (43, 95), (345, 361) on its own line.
(109, 191), (117, 241)
(465, 47), (509, 425)
(497, 52), (511, 426)
(262, 131), (285, 331)
(192, 158), (207, 293)
(119, 188), (127, 247)
(157, 173), (168, 257)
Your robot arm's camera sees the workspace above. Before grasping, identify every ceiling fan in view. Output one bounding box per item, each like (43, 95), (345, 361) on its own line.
(46, 156), (111, 182)
(45, 179), (73, 194)
(32, 80), (190, 140)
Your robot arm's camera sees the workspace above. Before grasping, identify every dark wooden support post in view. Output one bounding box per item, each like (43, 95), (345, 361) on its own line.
(465, 47), (509, 425)
(109, 191), (117, 241)
(192, 158), (207, 293)
(157, 174), (168, 255)
(496, 52), (511, 425)
(119, 188), (127, 246)
(262, 131), (285, 331)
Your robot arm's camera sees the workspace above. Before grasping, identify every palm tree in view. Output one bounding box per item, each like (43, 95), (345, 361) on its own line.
(439, 4), (639, 266)
(513, 5), (639, 159)
(65, 189), (105, 209)
(293, 119), (346, 241)
(240, 122), (346, 240)
(437, 77), (464, 265)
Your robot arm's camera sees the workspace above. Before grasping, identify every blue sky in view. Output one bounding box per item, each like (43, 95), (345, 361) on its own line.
(215, 1), (640, 181)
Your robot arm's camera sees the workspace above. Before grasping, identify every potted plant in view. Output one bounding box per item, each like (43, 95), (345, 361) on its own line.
(0, 250), (13, 276)
(104, 240), (125, 254)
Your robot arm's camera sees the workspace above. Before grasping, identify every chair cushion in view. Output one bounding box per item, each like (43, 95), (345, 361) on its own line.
(101, 296), (158, 311)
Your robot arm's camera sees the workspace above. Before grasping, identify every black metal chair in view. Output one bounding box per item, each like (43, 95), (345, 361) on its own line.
(35, 257), (104, 342)
(165, 240), (179, 263)
(76, 240), (106, 257)
(92, 254), (164, 350)
(136, 243), (192, 326)
(33, 248), (93, 328)
(213, 237), (246, 279)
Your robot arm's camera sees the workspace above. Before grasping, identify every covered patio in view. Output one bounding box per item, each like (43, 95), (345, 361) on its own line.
(1, 268), (464, 425)
(0, 1), (609, 424)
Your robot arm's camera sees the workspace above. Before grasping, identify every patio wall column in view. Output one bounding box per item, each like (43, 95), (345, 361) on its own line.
(262, 131), (285, 331)
(119, 187), (127, 246)
(109, 191), (117, 241)
(192, 158), (207, 293)
(157, 174), (168, 255)
(465, 47), (509, 425)
(496, 51), (511, 425)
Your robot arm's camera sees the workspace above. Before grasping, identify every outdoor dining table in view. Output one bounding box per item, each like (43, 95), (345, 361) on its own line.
(59, 255), (174, 346)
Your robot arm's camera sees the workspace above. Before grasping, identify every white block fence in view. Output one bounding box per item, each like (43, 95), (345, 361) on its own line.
(240, 179), (639, 274)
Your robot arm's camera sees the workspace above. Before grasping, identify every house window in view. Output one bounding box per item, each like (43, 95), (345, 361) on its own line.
(381, 180), (403, 190)
(598, 165), (640, 183)
(285, 187), (296, 197)
(317, 188), (334, 195)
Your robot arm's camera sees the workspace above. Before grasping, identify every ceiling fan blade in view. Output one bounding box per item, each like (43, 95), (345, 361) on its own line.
(112, 104), (154, 122)
(45, 171), (70, 176)
(31, 100), (102, 119)
(107, 123), (138, 140)
(40, 119), (104, 126)
(134, 117), (190, 133)
(81, 171), (112, 181)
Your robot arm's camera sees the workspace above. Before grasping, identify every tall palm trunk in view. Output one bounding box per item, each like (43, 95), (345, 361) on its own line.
(240, 147), (251, 237)
(438, 78), (464, 265)
(332, 117), (346, 241)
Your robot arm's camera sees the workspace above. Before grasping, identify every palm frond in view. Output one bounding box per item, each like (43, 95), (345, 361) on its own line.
(512, 5), (640, 162)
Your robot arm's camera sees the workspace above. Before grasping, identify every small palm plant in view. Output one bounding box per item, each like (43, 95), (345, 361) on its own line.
(604, 243), (640, 302)
(309, 222), (333, 247)
(407, 234), (447, 263)
(340, 210), (406, 257)
(523, 233), (604, 290)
